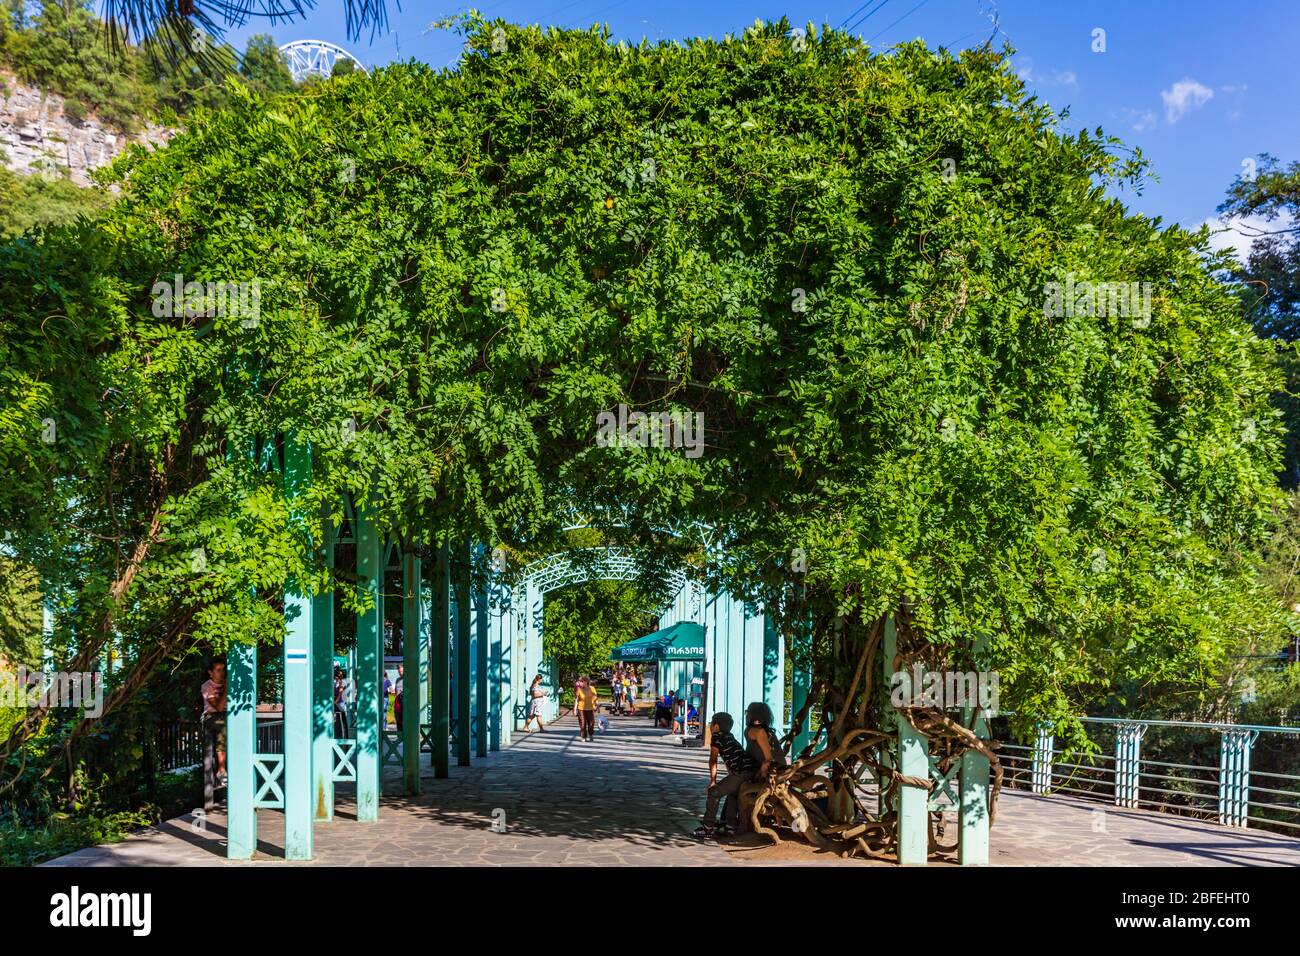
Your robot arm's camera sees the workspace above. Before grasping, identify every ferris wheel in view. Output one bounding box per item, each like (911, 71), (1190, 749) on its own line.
(279, 39), (365, 83)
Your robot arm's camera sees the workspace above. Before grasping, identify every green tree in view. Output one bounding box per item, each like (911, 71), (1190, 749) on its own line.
(543, 581), (660, 688)
(238, 34), (294, 96)
(1220, 155), (1300, 486)
(0, 160), (103, 238)
(1220, 154), (1300, 341)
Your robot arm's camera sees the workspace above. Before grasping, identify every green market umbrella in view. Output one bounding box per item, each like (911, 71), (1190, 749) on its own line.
(610, 621), (705, 662)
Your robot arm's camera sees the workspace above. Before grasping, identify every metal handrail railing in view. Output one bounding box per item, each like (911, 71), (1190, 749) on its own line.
(993, 714), (1300, 834)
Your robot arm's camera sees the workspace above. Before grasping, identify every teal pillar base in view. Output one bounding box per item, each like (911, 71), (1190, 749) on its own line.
(882, 614), (927, 865)
(958, 706), (990, 866)
(454, 543), (472, 767)
(282, 439), (314, 861)
(402, 548), (423, 796)
(431, 545), (451, 779)
(355, 505), (383, 822)
(311, 520), (335, 822)
(226, 640), (257, 859)
(475, 571), (489, 759)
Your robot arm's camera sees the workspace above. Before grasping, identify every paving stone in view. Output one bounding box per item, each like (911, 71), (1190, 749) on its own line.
(42, 715), (1300, 867)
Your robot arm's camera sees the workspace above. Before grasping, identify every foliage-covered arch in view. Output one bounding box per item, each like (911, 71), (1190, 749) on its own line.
(1, 19), (1286, 839)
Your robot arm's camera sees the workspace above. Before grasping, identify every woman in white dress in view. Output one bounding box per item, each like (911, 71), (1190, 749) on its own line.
(523, 674), (548, 732)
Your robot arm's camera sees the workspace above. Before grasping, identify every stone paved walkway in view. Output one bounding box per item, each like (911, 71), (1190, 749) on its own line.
(44, 714), (1300, 867)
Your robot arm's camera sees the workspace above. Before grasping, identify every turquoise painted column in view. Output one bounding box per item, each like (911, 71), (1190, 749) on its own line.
(791, 622), (812, 758)
(419, 584), (431, 731)
(475, 571), (489, 758)
(226, 640), (257, 859)
(455, 542), (472, 766)
(312, 518), (336, 822)
(449, 589), (459, 743)
(521, 579), (539, 729)
(282, 439), (315, 861)
(401, 546), (423, 795)
(431, 544), (451, 778)
(488, 585), (504, 751)
(702, 592), (716, 724)
(354, 505), (383, 822)
(726, 591), (745, 724)
(958, 705), (990, 865)
(958, 636), (991, 866)
(884, 615), (927, 865)
(762, 614), (784, 736)
(500, 592), (514, 746)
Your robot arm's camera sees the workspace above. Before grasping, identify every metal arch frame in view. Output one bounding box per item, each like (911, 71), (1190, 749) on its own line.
(517, 546), (687, 600)
(514, 502), (714, 546)
(552, 510), (758, 565)
(279, 40), (366, 84)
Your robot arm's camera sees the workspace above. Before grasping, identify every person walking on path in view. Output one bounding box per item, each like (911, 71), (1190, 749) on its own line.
(393, 663), (405, 731)
(625, 669), (638, 716)
(611, 668), (625, 715)
(200, 660), (228, 787)
(523, 674), (548, 732)
(333, 666), (351, 739)
(573, 675), (599, 741)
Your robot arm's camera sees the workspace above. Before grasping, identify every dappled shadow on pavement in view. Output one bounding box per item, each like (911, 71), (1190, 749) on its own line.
(42, 714), (1300, 866)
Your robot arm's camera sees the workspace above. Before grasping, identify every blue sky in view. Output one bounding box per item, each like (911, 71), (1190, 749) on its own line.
(207, 0), (1300, 253)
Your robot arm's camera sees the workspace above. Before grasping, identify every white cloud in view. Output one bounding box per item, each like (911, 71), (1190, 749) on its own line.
(1219, 83), (1248, 120)
(1195, 211), (1294, 263)
(1014, 59), (1079, 90)
(1112, 107), (1156, 133)
(1161, 77), (1214, 123)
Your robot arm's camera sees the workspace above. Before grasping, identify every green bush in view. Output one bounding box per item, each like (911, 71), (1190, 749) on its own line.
(60, 96), (86, 124)
(0, 808), (156, 867)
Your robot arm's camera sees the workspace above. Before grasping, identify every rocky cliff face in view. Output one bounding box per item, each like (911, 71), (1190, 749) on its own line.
(1, 72), (170, 186)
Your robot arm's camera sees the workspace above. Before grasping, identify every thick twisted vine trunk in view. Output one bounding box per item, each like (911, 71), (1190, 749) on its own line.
(747, 607), (1001, 861)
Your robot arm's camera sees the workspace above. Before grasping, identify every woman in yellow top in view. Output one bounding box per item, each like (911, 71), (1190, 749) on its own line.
(572, 676), (599, 741)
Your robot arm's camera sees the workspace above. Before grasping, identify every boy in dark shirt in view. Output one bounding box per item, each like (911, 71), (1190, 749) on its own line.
(693, 712), (753, 838)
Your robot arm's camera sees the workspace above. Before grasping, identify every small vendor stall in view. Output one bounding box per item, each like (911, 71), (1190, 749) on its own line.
(610, 621), (705, 719)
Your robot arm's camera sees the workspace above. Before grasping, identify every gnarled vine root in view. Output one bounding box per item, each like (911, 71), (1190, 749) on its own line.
(739, 714), (1000, 861)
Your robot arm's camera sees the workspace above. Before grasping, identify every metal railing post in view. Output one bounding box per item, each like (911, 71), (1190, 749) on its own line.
(1218, 728), (1258, 828)
(1114, 722), (1147, 808)
(1031, 721), (1054, 794)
